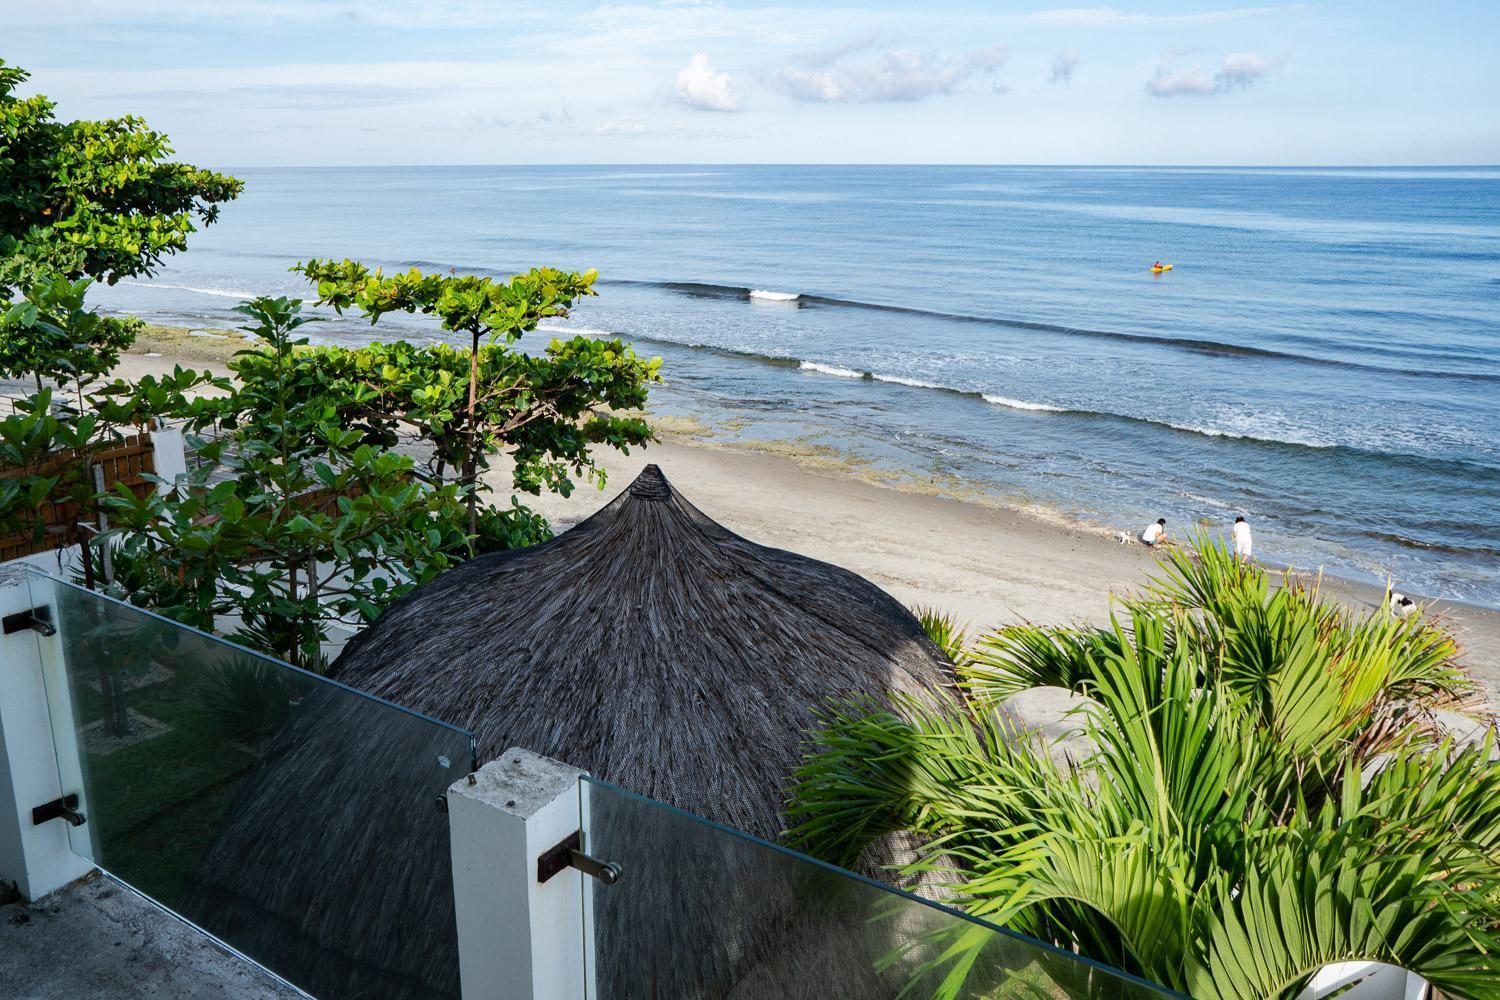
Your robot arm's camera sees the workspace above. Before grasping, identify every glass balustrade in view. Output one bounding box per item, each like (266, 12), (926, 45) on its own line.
(581, 776), (1178, 1000)
(19, 570), (1174, 1000)
(26, 574), (476, 1000)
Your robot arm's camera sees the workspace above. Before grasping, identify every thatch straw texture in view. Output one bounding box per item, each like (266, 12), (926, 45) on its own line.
(333, 463), (955, 842)
(179, 684), (468, 1000)
(185, 465), (956, 1000)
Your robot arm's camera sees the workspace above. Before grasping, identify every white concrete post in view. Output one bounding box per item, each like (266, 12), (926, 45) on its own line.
(446, 748), (592, 1000)
(0, 565), (93, 900)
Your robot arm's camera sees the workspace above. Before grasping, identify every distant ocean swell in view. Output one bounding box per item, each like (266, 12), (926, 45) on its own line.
(323, 263), (1500, 382)
(357, 264), (1497, 383)
(625, 280), (1500, 384)
(117, 278), (1498, 468)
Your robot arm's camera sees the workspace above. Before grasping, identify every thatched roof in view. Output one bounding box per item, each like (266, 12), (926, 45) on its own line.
(331, 463), (955, 841)
(183, 465), (956, 1000)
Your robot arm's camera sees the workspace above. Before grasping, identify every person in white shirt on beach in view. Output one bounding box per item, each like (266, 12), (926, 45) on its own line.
(1232, 516), (1253, 561)
(1142, 518), (1166, 546)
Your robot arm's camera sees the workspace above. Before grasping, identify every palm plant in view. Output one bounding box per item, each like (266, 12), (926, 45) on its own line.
(791, 539), (1499, 998)
(914, 605), (973, 669)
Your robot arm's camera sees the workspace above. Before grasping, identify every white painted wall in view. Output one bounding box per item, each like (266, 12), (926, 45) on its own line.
(149, 427), (189, 493)
(1298, 962), (1428, 999)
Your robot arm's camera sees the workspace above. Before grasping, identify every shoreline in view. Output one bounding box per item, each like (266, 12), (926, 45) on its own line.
(21, 341), (1499, 702)
(516, 434), (1500, 702)
(644, 406), (1500, 615)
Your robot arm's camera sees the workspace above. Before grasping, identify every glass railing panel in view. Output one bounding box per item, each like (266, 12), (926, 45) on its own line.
(581, 776), (1176, 1000)
(27, 573), (476, 1000)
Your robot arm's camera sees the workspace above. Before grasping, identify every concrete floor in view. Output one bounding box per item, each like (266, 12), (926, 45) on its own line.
(0, 874), (304, 999)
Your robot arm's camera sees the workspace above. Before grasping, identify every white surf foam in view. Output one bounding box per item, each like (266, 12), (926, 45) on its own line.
(1165, 421), (1335, 449)
(749, 289), (800, 302)
(537, 323), (617, 338)
(872, 373), (944, 389)
(1180, 490), (1234, 510)
(799, 361), (866, 379)
(982, 394), (1066, 413)
(134, 282), (260, 300)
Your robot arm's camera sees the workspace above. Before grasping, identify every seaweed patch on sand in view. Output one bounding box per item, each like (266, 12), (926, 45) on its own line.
(130, 324), (253, 364)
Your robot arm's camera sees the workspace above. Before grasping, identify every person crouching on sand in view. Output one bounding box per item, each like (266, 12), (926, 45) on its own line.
(1232, 516), (1253, 562)
(1142, 518), (1167, 546)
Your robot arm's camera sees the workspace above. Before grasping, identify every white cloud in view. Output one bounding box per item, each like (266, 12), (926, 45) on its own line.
(1217, 52), (1271, 91)
(1146, 54), (1217, 97)
(675, 53), (739, 111)
(1146, 50), (1279, 97)
(776, 39), (1008, 104)
(966, 44), (1011, 72)
(1049, 49), (1081, 85)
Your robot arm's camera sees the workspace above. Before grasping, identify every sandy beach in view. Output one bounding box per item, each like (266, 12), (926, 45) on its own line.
(516, 434), (1500, 705)
(21, 340), (1500, 705)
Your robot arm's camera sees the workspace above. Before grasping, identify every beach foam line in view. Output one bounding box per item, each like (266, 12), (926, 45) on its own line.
(439, 322), (1495, 470)
(749, 289), (800, 302)
(799, 361), (866, 379)
(874, 373), (945, 389)
(127, 282), (261, 300)
(1164, 421), (1337, 449)
(981, 394), (1067, 413)
(797, 361), (947, 390)
(537, 323), (619, 339)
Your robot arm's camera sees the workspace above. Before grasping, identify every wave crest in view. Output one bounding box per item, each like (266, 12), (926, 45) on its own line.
(981, 394), (1068, 413)
(799, 361), (866, 379)
(127, 282), (260, 300)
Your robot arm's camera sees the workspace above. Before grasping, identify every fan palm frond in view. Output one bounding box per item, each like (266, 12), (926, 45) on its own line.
(790, 541), (1500, 996)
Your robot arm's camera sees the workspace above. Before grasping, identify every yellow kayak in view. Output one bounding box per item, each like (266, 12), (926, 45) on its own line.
(1150, 264), (1174, 273)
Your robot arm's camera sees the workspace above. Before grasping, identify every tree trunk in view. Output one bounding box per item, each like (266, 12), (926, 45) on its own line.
(464, 329), (480, 547)
(286, 558), (300, 667)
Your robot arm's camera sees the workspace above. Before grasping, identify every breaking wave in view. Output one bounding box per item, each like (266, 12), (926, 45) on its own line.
(980, 394), (1068, 413)
(614, 278), (1498, 384)
(124, 282), (261, 300)
(798, 361), (864, 378)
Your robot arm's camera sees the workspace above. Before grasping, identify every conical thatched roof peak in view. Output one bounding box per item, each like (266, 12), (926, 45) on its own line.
(329, 463), (954, 840)
(625, 461), (673, 500)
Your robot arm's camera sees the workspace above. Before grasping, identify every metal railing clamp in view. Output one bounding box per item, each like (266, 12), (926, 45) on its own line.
(536, 830), (621, 886)
(33, 793), (86, 828)
(2, 606), (55, 637)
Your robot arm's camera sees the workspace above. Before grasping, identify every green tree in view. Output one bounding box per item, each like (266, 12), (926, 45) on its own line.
(1, 274), (141, 395)
(790, 541), (1498, 998)
(102, 298), (476, 669)
(293, 261), (659, 538)
(0, 59), (242, 294)
(0, 281), (218, 550)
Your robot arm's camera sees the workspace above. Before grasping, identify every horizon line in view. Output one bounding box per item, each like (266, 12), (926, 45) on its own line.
(221, 162), (1500, 170)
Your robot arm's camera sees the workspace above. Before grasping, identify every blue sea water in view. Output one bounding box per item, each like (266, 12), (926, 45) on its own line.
(92, 166), (1500, 607)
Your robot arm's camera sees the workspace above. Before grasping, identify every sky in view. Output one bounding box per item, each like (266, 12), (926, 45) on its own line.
(6, 1), (1499, 167)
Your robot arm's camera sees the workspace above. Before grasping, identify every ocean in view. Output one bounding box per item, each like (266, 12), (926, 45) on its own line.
(91, 165), (1500, 608)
